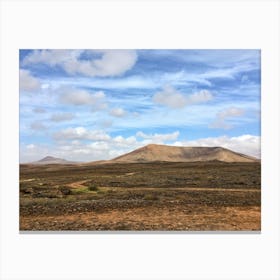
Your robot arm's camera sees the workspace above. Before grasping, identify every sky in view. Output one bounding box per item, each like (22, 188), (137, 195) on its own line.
(19, 49), (261, 163)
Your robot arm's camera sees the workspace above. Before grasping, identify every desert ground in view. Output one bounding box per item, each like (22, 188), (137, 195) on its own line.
(19, 161), (261, 231)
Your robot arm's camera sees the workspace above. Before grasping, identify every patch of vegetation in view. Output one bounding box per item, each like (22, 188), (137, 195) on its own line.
(71, 187), (91, 194)
(144, 193), (158, 201)
(59, 186), (72, 195)
(87, 184), (99, 191)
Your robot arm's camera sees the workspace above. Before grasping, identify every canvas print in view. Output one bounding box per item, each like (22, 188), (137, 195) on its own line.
(19, 49), (261, 231)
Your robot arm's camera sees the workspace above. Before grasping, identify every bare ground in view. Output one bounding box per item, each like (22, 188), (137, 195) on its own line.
(20, 161), (261, 231)
(20, 205), (260, 231)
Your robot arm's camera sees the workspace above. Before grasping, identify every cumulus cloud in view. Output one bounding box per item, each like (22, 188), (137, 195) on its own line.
(112, 136), (138, 147)
(53, 127), (111, 141)
(60, 89), (92, 105)
(153, 85), (213, 108)
(22, 49), (72, 66)
(173, 134), (260, 158)
(20, 69), (41, 91)
(50, 112), (75, 122)
(22, 49), (138, 77)
(136, 131), (179, 143)
(209, 107), (245, 129)
(59, 89), (107, 110)
(153, 85), (186, 108)
(110, 108), (126, 117)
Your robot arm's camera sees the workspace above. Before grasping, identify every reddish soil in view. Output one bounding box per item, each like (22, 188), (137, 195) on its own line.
(20, 205), (260, 231)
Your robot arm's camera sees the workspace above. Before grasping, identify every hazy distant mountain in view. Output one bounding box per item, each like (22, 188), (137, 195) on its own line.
(31, 156), (78, 165)
(111, 144), (258, 163)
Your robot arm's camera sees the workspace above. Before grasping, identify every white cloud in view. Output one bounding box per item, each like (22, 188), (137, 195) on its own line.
(60, 89), (92, 105)
(22, 50), (138, 77)
(53, 127), (111, 141)
(50, 112), (75, 122)
(136, 131), (179, 143)
(26, 144), (35, 149)
(197, 63), (257, 82)
(210, 107), (245, 129)
(22, 50), (74, 66)
(59, 89), (107, 110)
(173, 134), (260, 158)
(217, 107), (244, 119)
(161, 71), (212, 87)
(187, 90), (213, 104)
(30, 121), (47, 131)
(153, 85), (213, 108)
(153, 85), (187, 108)
(160, 63), (257, 88)
(112, 135), (137, 147)
(41, 83), (50, 89)
(110, 108), (126, 117)
(20, 69), (41, 91)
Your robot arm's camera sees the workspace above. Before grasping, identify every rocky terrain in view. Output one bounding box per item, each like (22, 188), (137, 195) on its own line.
(20, 160), (261, 231)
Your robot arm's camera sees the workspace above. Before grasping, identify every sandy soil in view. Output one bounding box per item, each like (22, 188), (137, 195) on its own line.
(20, 205), (260, 231)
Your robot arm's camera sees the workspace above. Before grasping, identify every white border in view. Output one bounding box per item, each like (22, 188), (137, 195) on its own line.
(1, 1), (279, 279)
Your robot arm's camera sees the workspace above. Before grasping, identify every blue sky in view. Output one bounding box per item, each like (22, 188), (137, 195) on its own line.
(19, 49), (261, 162)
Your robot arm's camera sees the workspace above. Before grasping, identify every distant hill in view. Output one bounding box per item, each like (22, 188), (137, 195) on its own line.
(111, 144), (258, 163)
(26, 145), (259, 166)
(31, 156), (78, 165)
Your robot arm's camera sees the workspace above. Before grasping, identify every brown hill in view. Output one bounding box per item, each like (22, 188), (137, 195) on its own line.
(31, 156), (78, 165)
(111, 144), (258, 163)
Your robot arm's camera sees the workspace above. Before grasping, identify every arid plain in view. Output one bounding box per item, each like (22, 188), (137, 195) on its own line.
(20, 144), (261, 231)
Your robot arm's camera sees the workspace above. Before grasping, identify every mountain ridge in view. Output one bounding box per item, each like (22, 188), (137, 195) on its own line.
(25, 144), (259, 165)
(111, 144), (258, 163)
(31, 156), (78, 165)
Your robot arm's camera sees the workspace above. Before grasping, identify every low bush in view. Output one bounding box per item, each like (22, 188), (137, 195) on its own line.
(88, 185), (99, 191)
(59, 186), (72, 195)
(144, 193), (158, 201)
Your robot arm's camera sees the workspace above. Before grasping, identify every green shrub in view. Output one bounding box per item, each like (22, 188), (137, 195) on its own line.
(88, 185), (99, 191)
(59, 186), (72, 195)
(144, 193), (158, 201)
